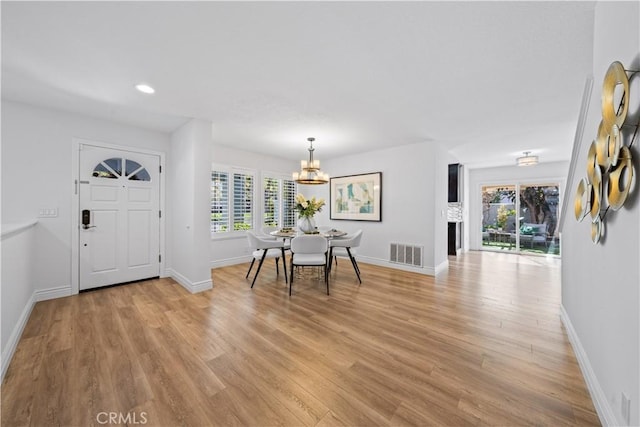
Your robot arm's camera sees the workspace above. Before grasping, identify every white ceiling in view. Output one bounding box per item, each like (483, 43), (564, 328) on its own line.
(1, 1), (595, 168)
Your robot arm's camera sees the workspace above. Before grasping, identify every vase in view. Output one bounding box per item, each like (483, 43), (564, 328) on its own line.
(298, 216), (316, 234)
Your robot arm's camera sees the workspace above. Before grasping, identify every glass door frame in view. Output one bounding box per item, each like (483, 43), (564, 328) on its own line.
(480, 179), (563, 257)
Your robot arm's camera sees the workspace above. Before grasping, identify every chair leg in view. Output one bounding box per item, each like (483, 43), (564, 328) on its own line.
(346, 247), (362, 284)
(328, 247), (334, 272)
(289, 256), (294, 296)
(251, 250), (268, 288)
(275, 256), (279, 275)
(325, 266), (330, 295)
(325, 254), (330, 295)
(281, 247), (288, 284)
(246, 258), (256, 279)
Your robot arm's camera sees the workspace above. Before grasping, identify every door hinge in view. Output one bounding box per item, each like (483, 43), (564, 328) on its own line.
(159, 210), (162, 218)
(159, 165), (162, 173)
(159, 254), (162, 263)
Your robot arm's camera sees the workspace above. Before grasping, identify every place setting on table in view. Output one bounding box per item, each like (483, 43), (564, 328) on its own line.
(269, 227), (347, 239)
(322, 228), (347, 238)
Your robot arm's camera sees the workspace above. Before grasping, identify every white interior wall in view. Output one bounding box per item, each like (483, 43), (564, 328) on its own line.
(1, 223), (36, 379)
(168, 119), (213, 292)
(433, 143), (448, 268)
(304, 142), (448, 275)
(561, 2), (640, 425)
(208, 142), (450, 275)
(467, 161), (569, 250)
(1, 100), (171, 294)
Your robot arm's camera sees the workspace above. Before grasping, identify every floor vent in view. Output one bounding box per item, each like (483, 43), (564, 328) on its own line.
(390, 243), (423, 268)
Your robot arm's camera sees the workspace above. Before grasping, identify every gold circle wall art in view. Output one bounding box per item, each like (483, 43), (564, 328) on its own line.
(574, 60), (639, 243)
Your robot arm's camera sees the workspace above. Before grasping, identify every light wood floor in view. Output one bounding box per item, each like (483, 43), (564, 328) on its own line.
(1, 252), (599, 426)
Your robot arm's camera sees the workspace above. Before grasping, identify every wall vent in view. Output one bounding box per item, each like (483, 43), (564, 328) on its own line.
(390, 243), (423, 268)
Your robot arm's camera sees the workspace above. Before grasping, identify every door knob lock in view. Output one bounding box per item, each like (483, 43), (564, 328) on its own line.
(81, 209), (95, 229)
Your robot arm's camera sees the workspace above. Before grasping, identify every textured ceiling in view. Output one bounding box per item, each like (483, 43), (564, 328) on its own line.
(1, 1), (595, 168)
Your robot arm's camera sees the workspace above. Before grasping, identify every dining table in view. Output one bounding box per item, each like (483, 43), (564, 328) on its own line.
(270, 228), (347, 239)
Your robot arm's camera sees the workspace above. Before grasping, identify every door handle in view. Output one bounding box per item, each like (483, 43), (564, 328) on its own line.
(81, 209), (96, 229)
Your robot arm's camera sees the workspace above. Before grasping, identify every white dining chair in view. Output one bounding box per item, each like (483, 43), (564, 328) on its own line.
(289, 235), (329, 296)
(329, 229), (363, 283)
(246, 231), (288, 288)
(260, 225), (279, 240)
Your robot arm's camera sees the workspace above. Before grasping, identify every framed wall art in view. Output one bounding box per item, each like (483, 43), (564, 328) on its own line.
(330, 172), (382, 221)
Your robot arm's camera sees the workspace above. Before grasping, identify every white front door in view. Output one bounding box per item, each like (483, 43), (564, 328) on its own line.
(79, 144), (160, 290)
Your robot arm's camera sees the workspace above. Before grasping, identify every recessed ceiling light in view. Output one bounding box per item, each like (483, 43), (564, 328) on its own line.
(135, 83), (155, 94)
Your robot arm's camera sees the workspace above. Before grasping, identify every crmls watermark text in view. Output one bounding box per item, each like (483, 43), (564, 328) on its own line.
(96, 411), (148, 425)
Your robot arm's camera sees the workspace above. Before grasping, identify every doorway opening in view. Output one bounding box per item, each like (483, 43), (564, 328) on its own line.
(481, 183), (561, 256)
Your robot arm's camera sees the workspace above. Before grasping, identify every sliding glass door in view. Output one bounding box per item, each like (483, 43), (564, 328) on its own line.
(482, 185), (517, 251)
(481, 183), (560, 255)
(518, 184), (560, 254)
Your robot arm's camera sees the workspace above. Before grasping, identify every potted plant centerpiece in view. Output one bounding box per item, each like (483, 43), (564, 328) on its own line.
(295, 193), (325, 233)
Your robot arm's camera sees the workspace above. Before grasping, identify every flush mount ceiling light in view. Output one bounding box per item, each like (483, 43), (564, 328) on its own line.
(517, 151), (538, 166)
(292, 137), (329, 185)
(135, 83), (155, 94)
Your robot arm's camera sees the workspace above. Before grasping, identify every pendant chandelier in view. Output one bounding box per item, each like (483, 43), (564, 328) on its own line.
(292, 137), (329, 184)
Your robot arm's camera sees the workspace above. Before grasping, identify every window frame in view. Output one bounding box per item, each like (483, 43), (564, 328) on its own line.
(211, 164), (257, 239)
(261, 171), (298, 230)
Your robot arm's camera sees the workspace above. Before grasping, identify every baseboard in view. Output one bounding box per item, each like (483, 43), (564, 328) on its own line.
(34, 285), (72, 302)
(210, 255), (251, 269)
(434, 259), (449, 275)
(1, 293), (35, 382)
(211, 254), (446, 277)
(560, 305), (616, 426)
(167, 268), (213, 294)
(356, 255), (436, 276)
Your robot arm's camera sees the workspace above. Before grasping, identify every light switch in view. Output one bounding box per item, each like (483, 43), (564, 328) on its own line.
(38, 208), (58, 218)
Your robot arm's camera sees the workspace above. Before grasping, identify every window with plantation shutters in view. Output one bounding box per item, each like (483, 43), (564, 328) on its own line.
(263, 177), (279, 227)
(211, 166), (256, 235)
(233, 173), (254, 231)
(263, 175), (297, 229)
(211, 166), (296, 237)
(282, 179), (296, 228)
(211, 171), (229, 233)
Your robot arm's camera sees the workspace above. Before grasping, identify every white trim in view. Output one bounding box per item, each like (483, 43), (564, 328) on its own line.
(1, 220), (38, 239)
(167, 269), (213, 293)
(2, 284), (76, 382)
(560, 304), (615, 426)
(475, 179), (565, 253)
(559, 75), (593, 233)
(211, 234), (246, 242)
(434, 259), (449, 275)
(34, 285), (73, 302)
(210, 165), (258, 239)
(1, 294), (35, 382)
(356, 255), (438, 276)
(211, 255), (252, 269)
(261, 169), (294, 181)
(214, 247), (442, 280)
(71, 138), (166, 295)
